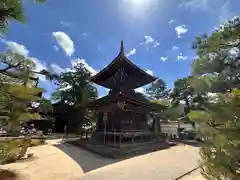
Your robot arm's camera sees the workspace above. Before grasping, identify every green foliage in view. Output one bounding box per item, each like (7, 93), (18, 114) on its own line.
(164, 105), (185, 121)
(189, 92), (240, 180)
(0, 52), (37, 85)
(171, 77), (194, 109)
(189, 16), (240, 180)
(192, 17), (240, 92)
(0, 0), (25, 34)
(0, 83), (42, 131)
(0, 0), (46, 34)
(171, 77), (207, 116)
(0, 51), (58, 132)
(52, 61), (98, 106)
(37, 98), (53, 114)
(0, 52), (58, 85)
(0, 137), (33, 164)
(146, 79), (170, 99)
(151, 99), (170, 107)
(0, 139), (22, 164)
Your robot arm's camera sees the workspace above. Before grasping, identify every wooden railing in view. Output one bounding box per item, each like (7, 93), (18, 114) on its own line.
(95, 130), (163, 147)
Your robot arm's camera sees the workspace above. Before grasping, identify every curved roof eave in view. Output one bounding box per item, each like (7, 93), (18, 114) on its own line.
(89, 52), (157, 83)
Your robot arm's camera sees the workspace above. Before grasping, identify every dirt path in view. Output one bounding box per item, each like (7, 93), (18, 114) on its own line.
(2, 139), (204, 180)
(77, 145), (201, 180)
(2, 139), (115, 180)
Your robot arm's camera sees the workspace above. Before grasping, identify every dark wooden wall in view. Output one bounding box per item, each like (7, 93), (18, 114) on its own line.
(95, 110), (149, 132)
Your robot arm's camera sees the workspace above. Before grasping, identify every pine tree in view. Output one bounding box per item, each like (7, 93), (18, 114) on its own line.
(146, 79), (171, 99)
(0, 0), (45, 34)
(188, 17), (240, 180)
(0, 83), (43, 133)
(0, 52), (57, 133)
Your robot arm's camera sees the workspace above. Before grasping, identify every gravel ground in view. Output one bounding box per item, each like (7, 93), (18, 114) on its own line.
(77, 145), (200, 180)
(2, 139), (116, 180)
(180, 169), (206, 180)
(2, 140), (84, 180)
(2, 139), (204, 180)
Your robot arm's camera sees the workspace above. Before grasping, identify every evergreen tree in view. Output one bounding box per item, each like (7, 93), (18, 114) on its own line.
(51, 61), (98, 131)
(51, 61), (98, 105)
(146, 79), (171, 100)
(0, 0), (45, 34)
(188, 17), (240, 180)
(0, 83), (43, 132)
(0, 52), (56, 132)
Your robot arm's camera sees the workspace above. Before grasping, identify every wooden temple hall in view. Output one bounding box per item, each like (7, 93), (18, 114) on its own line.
(88, 41), (164, 146)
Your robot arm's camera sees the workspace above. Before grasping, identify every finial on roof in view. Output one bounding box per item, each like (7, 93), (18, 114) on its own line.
(120, 41), (124, 54)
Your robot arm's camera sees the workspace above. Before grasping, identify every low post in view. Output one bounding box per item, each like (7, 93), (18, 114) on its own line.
(119, 134), (122, 147)
(114, 129), (116, 147)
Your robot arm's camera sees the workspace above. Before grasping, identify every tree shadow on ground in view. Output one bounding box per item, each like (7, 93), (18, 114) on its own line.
(53, 142), (118, 173)
(54, 140), (173, 173)
(0, 169), (19, 180)
(180, 140), (201, 147)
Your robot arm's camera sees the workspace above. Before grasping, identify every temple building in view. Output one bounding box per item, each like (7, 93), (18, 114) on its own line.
(88, 41), (164, 142)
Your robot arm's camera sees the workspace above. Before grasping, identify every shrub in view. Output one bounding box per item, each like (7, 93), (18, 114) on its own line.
(0, 140), (22, 164)
(0, 137), (33, 164)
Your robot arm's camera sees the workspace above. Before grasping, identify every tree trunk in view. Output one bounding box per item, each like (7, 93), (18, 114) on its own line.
(18, 135), (31, 159)
(184, 98), (191, 114)
(177, 120), (180, 138)
(184, 98), (195, 128)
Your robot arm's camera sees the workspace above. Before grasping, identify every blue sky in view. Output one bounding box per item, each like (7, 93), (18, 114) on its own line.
(0, 0), (239, 99)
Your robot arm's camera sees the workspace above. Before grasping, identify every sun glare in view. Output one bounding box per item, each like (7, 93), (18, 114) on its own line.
(120, 0), (157, 19)
(131, 0), (145, 8)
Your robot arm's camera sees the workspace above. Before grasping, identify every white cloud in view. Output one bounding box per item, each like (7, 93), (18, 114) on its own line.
(144, 36), (154, 44)
(179, 0), (233, 22)
(59, 83), (72, 91)
(179, 0), (211, 10)
(55, 59), (97, 92)
(53, 45), (59, 51)
(3, 40), (53, 82)
(218, 1), (233, 23)
(140, 36), (160, 48)
(145, 69), (153, 76)
(60, 21), (71, 27)
(29, 57), (47, 81)
(214, 16), (239, 32)
(126, 48), (136, 57)
(160, 56), (168, 62)
(30, 57), (46, 72)
(71, 58), (97, 75)
(135, 87), (145, 94)
(65, 68), (74, 72)
(172, 46), (179, 51)
(52, 31), (75, 56)
(5, 41), (29, 57)
(229, 47), (239, 56)
(175, 25), (188, 38)
(3, 40), (52, 82)
(169, 19), (175, 24)
(177, 53), (188, 60)
(50, 64), (65, 74)
(153, 42), (160, 48)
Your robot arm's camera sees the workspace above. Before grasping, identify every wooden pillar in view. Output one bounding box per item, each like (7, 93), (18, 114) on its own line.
(103, 112), (108, 144)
